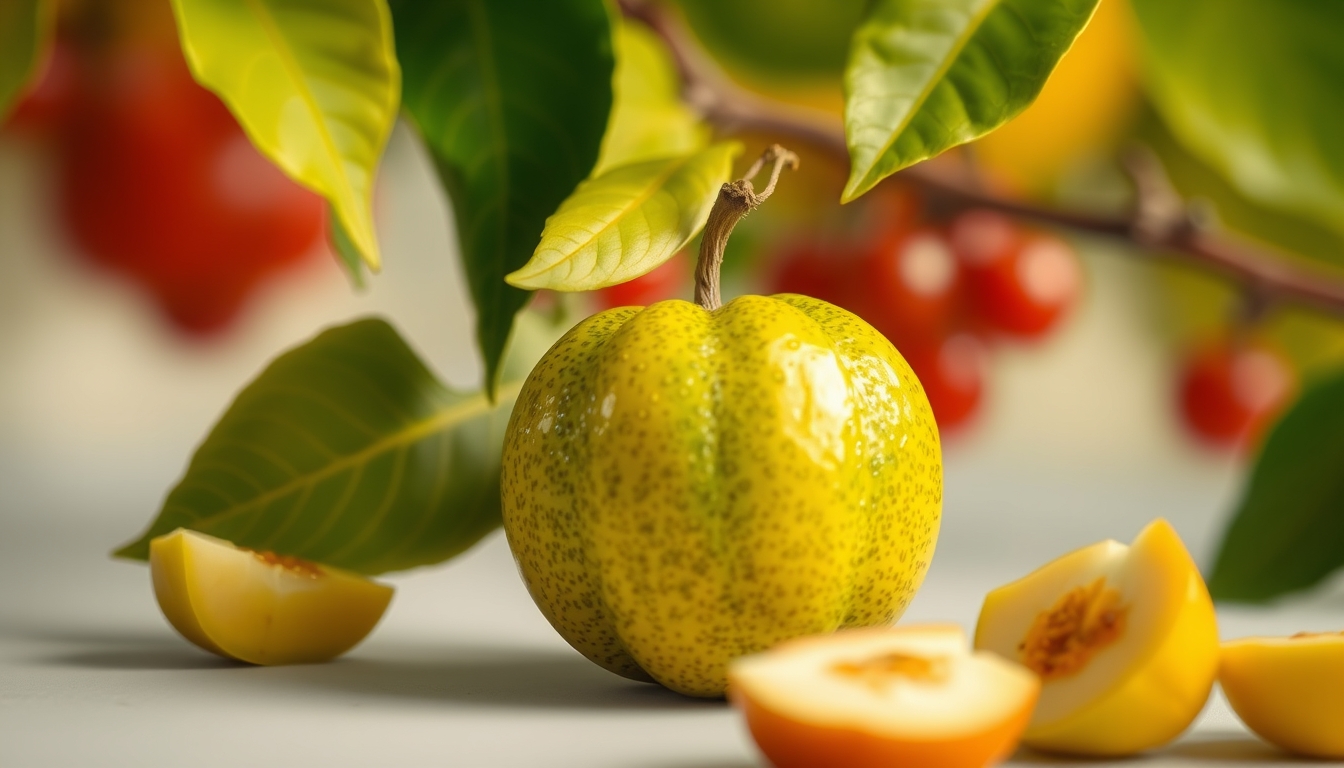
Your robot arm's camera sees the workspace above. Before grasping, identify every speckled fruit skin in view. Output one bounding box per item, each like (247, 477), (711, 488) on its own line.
(501, 294), (942, 697)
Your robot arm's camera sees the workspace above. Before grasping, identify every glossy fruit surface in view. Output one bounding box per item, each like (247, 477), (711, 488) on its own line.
(974, 519), (1219, 756)
(150, 529), (393, 665)
(862, 226), (962, 345)
(58, 48), (324, 333)
(1220, 633), (1344, 758)
(729, 625), (1039, 768)
(502, 294), (942, 696)
(951, 210), (1080, 339)
(1177, 337), (1295, 449)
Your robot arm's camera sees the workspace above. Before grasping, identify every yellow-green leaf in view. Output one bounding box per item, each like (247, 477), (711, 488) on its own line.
(0, 0), (52, 122)
(169, 0), (400, 271)
(842, 0), (1099, 202)
(507, 142), (741, 292)
(595, 20), (709, 175)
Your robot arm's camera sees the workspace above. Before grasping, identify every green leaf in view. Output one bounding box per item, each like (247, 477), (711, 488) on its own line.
(391, 0), (614, 396)
(841, 0), (1100, 202)
(1131, 0), (1344, 237)
(595, 20), (709, 175)
(1208, 369), (1344, 603)
(169, 0), (400, 271)
(114, 311), (570, 575)
(326, 206), (366, 289)
(676, 0), (867, 84)
(506, 142), (740, 292)
(0, 0), (52, 122)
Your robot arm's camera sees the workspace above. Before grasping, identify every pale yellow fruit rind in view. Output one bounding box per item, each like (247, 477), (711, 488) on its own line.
(1221, 635), (1344, 758)
(975, 520), (1219, 756)
(150, 528), (393, 665)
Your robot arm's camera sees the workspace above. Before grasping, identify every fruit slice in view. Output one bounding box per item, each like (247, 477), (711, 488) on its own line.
(150, 528), (393, 665)
(1221, 633), (1344, 758)
(728, 625), (1039, 768)
(974, 519), (1218, 756)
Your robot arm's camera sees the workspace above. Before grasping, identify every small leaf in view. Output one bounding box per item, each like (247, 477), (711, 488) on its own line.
(595, 20), (709, 175)
(1132, 0), (1344, 237)
(114, 311), (570, 575)
(391, 0), (614, 396)
(0, 0), (52, 122)
(842, 0), (1099, 202)
(507, 142), (740, 292)
(326, 206), (366, 289)
(1208, 369), (1344, 603)
(169, 0), (400, 270)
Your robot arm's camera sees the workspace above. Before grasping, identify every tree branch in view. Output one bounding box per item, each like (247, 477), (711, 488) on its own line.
(619, 0), (1344, 319)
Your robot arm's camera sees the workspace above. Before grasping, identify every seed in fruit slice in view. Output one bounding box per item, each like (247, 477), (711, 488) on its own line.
(728, 625), (1040, 768)
(1220, 633), (1344, 758)
(974, 519), (1218, 756)
(150, 529), (393, 665)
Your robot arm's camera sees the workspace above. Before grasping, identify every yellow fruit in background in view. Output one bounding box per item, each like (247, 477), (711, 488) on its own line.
(1220, 633), (1344, 758)
(974, 0), (1140, 192)
(501, 294), (942, 697)
(728, 625), (1039, 768)
(974, 519), (1219, 755)
(150, 528), (393, 665)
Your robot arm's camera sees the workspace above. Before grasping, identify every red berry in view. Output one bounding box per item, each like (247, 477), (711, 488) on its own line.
(593, 250), (690, 309)
(951, 210), (1080, 339)
(58, 48), (324, 334)
(903, 332), (988, 432)
(1177, 337), (1295, 450)
(769, 241), (852, 306)
(862, 227), (961, 346)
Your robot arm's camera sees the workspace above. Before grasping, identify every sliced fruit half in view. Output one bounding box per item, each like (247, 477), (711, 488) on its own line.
(974, 519), (1218, 756)
(728, 625), (1039, 768)
(1221, 632), (1344, 758)
(150, 528), (393, 665)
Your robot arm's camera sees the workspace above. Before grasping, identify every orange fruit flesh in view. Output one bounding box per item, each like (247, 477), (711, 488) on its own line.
(729, 626), (1039, 768)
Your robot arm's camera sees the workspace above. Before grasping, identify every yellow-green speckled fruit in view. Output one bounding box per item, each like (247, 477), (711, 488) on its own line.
(501, 294), (941, 697)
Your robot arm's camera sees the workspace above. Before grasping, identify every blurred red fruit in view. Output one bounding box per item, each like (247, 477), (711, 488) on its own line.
(3, 42), (77, 136)
(951, 209), (1080, 339)
(903, 332), (988, 431)
(593, 250), (690, 309)
(769, 241), (851, 305)
(862, 227), (961, 346)
(1177, 337), (1295, 450)
(58, 48), (324, 334)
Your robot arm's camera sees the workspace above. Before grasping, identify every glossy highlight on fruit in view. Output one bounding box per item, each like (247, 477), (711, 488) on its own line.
(1220, 633), (1344, 758)
(729, 625), (1039, 768)
(150, 529), (393, 665)
(502, 294), (942, 696)
(974, 519), (1218, 755)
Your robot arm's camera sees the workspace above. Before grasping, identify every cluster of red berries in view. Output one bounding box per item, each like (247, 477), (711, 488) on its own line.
(771, 204), (1082, 433)
(4, 37), (325, 335)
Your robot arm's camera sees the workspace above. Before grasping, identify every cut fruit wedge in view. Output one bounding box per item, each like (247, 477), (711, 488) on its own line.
(150, 528), (393, 665)
(1221, 633), (1344, 758)
(974, 519), (1218, 756)
(728, 625), (1039, 768)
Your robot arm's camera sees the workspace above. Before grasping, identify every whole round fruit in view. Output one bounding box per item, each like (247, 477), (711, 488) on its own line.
(903, 333), (988, 431)
(862, 226), (962, 346)
(502, 294), (942, 696)
(951, 210), (1080, 339)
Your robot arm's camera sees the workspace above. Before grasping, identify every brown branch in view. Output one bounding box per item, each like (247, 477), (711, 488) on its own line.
(618, 0), (1344, 319)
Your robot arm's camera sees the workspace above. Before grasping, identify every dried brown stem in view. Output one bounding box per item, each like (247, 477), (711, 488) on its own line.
(621, 0), (1344, 319)
(695, 145), (799, 311)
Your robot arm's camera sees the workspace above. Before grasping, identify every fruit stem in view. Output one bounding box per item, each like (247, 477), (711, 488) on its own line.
(695, 144), (799, 311)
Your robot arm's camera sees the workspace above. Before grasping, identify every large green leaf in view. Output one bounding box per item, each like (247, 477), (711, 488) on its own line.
(595, 20), (708, 175)
(1132, 0), (1344, 237)
(1208, 369), (1344, 603)
(391, 0), (614, 396)
(677, 0), (867, 84)
(0, 0), (51, 122)
(114, 311), (568, 575)
(170, 0), (400, 271)
(506, 142), (740, 292)
(842, 0), (1099, 202)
